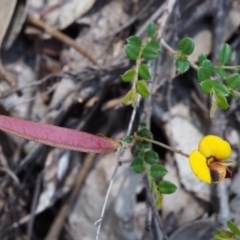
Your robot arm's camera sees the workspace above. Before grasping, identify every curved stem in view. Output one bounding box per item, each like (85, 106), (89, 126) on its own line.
(134, 133), (189, 158)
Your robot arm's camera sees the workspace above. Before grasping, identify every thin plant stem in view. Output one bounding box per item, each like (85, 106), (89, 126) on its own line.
(214, 65), (240, 70)
(95, 151), (123, 239)
(134, 134), (189, 158)
(95, 95), (141, 240)
(133, 58), (141, 90)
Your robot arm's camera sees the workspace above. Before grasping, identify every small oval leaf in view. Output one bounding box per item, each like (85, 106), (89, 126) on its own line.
(158, 180), (177, 194)
(121, 69), (136, 82)
(197, 67), (212, 82)
(127, 36), (142, 47)
(147, 39), (161, 51)
(216, 94), (229, 110)
(137, 127), (153, 139)
(213, 68), (229, 79)
(175, 58), (190, 74)
(131, 91), (138, 107)
(201, 59), (213, 70)
(150, 164), (168, 178)
(198, 53), (207, 64)
(218, 43), (232, 65)
(139, 64), (151, 80)
(229, 89), (238, 99)
(226, 73), (240, 89)
(146, 22), (157, 37)
(122, 136), (132, 144)
(130, 157), (144, 173)
(142, 46), (158, 60)
(178, 37), (195, 55)
(135, 141), (152, 150)
(212, 81), (229, 96)
(123, 89), (133, 105)
(156, 194), (163, 207)
(138, 122), (147, 129)
(200, 80), (214, 94)
(227, 221), (240, 236)
(144, 150), (159, 164)
(136, 80), (150, 97)
(124, 44), (140, 60)
(213, 235), (231, 240)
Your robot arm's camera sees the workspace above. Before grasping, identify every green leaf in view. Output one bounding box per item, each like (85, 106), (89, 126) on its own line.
(156, 194), (163, 207)
(150, 164), (168, 178)
(200, 80), (213, 94)
(177, 37), (195, 55)
(227, 221), (240, 236)
(213, 68), (229, 79)
(142, 46), (159, 60)
(201, 59), (213, 70)
(131, 91), (137, 107)
(130, 157), (144, 173)
(229, 89), (238, 99)
(216, 94), (229, 110)
(158, 181), (177, 194)
(137, 127), (153, 139)
(136, 80), (150, 97)
(212, 81), (229, 96)
(226, 73), (240, 89)
(218, 43), (232, 65)
(139, 64), (151, 80)
(122, 136), (132, 144)
(121, 69), (136, 82)
(124, 44), (140, 60)
(146, 22), (157, 37)
(213, 235), (232, 240)
(217, 228), (231, 234)
(197, 67), (212, 82)
(127, 36), (142, 47)
(198, 53), (207, 64)
(123, 89), (133, 105)
(138, 122), (147, 129)
(144, 150), (159, 164)
(217, 228), (234, 236)
(147, 39), (161, 51)
(135, 141), (152, 150)
(131, 145), (141, 156)
(175, 58), (190, 74)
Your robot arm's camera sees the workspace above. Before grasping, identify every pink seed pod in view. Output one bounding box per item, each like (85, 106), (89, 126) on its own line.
(0, 115), (121, 153)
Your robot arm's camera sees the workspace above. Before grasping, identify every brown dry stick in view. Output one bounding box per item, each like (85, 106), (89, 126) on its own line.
(27, 15), (98, 65)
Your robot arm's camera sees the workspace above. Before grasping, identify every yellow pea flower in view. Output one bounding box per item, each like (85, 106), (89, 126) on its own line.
(189, 135), (233, 184)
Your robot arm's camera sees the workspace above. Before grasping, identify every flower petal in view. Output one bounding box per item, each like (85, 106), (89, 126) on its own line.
(189, 150), (211, 183)
(209, 162), (226, 183)
(198, 135), (231, 160)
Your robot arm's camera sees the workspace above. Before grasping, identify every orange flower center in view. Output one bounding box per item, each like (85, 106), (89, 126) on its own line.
(206, 156), (233, 183)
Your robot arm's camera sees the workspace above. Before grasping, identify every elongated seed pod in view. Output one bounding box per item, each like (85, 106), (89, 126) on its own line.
(0, 115), (121, 153)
